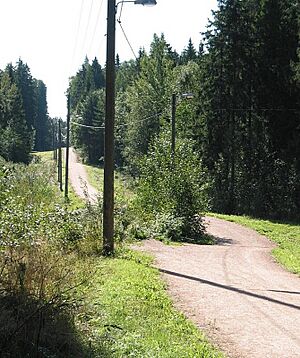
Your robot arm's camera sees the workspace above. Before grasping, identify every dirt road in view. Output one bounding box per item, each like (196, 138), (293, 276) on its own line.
(68, 148), (98, 204)
(140, 217), (300, 358)
(67, 154), (300, 357)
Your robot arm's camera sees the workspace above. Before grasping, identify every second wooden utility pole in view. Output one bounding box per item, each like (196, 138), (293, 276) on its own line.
(65, 94), (70, 198)
(58, 119), (63, 192)
(171, 93), (176, 159)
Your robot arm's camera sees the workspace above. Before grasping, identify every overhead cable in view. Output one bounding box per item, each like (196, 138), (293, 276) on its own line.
(88, 0), (105, 54)
(71, 121), (104, 130)
(71, 111), (163, 131)
(117, 19), (138, 60)
(81, 0), (95, 56)
(72, 0), (85, 66)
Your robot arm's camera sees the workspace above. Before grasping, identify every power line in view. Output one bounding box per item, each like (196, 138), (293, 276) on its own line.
(71, 121), (104, 130)
(81, 0), (95, 57)
(71, 111), (163, 131)
(72, 0), (85, 66)
(117, 19), (138, 60)
(88, 0), (105, 54)
(213, 108), (300, 112)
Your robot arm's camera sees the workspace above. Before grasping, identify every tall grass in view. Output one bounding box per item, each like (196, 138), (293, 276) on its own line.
(0, 156), (102, 357)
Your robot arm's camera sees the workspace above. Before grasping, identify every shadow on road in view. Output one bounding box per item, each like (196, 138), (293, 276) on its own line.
(159, 268), (300, 311)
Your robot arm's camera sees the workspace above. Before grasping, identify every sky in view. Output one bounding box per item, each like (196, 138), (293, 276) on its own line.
(0, 0), (218, 118)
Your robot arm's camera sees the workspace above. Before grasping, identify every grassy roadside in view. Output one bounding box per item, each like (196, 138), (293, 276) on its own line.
(31, 152), (223, 357)
(35, 150), (85, 209)
(79, 164), (223, 356)
(208, 213), (300, 275)
(84, 164), (134, 201)
(77, 250), (223, 358)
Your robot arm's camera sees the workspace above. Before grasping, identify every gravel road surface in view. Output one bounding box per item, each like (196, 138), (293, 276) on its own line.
(69, 148), (98, 204)
(67, 153), (300, 357)
(139, 217), (300, 358)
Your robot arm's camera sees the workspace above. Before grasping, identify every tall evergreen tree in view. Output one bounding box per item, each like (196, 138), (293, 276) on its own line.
(34, 80), (50, 151)
(0, 72), (33, 163)
(180, 38), (198, 64)
(200, 0), (300, 218)
(14, 59), (36, 131)
(72, 90), (105, 164)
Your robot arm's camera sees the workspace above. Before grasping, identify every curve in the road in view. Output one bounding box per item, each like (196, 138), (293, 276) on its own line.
(139, 216), (300, 358)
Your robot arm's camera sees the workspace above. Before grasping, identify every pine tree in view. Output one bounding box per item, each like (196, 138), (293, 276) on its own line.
(180, 38), (198, 64)
(72, 90), (105, 164)
(34, 80), (50, 151)
(14, 59), (36, 131)
(0, 72), (33, 163)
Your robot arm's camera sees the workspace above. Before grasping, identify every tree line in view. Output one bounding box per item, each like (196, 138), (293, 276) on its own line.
(69, 57), (105, 164)
(0, 59), (52, 163)
(70, 0), (299, 221)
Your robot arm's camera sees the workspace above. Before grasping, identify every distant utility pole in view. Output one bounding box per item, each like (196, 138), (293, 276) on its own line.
(103, 0), (116, 256)
(53, 120), (57, 162)
(171, 93), (176, 159)
(58, 119), (63, 191)
(65, 94), (71, 198)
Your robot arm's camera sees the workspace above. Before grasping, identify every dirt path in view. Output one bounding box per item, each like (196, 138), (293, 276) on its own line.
(67, 157), (300, 357)
(68, 148), (98, 204)
(139, 217), (300, 358)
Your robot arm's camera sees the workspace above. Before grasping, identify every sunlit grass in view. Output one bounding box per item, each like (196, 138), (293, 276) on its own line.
(84, 164), (135, 201)
(34, 150), (85, 209)
(208, 213), (300, 275)
(29, 153), (223, 356)
(76, 249), (223, 358)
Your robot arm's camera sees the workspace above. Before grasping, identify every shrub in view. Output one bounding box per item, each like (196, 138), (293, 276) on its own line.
(133, 133), (208, 242)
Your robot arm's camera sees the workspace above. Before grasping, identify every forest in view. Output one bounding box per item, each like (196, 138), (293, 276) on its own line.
(0, 59), (53, 162)
(70, 0), (300, 221)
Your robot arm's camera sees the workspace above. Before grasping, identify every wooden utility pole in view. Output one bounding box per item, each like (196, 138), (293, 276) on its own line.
(65, 94), (71, 198)
(52, 121), (56, 161)
(103, 0), (116, 255)
(58, 119), (63, 192)
(171, 93), (176, 159)
(56, 119), (59, 179)
(53, 120), (58, 162)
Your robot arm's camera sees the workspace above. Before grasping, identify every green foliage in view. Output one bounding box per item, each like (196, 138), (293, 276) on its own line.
(34, 79), (51, 151)
(69, 57), (106, 164)
(0, 60), (52, 163)
(0, 72), (33, 163)
(199, 0), (300, 219)
(0, 158), (102, 357)
(120, 34), (176, 172)
(180, 38), (198, 64)
(69, 57), (105, 111)
(138, 134), (207, 217)
(72, 89), (105, 164)
(133, 134), (208, 242)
